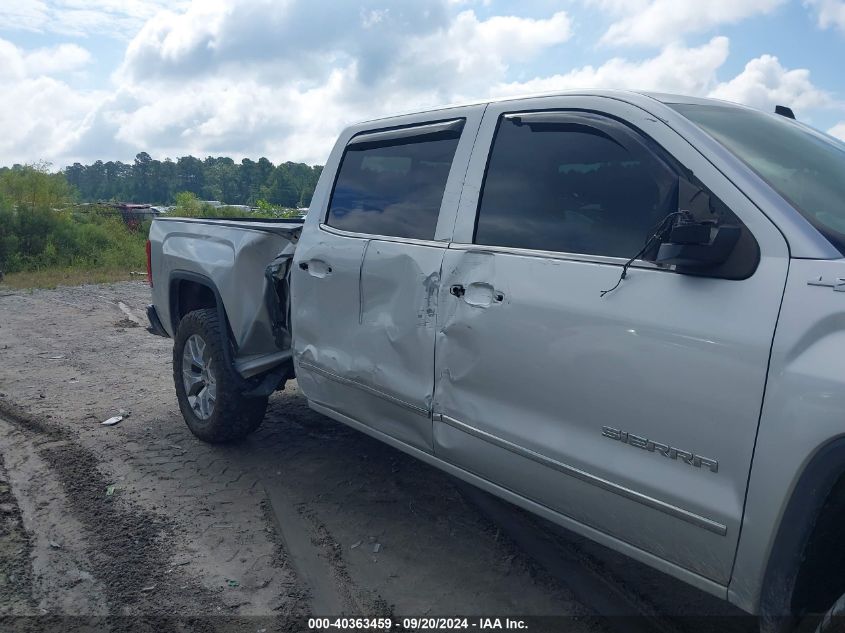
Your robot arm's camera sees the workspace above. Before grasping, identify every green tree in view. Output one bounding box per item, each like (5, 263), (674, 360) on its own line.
(132, 152), (154, 201)
(1, 162), (75, 211)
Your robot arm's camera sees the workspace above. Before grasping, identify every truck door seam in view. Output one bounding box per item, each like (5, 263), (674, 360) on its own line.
(358, 238), (371, 325)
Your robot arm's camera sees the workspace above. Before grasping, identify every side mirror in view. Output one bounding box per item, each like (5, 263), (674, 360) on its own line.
(655, 222), (740, 270)
(655, 177), (740, 270)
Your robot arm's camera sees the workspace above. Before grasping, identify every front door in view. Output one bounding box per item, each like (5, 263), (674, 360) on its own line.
(433, 96), (789, 585)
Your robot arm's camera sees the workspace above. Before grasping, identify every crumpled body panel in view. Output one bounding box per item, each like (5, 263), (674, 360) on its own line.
(292, 229), (445, 451)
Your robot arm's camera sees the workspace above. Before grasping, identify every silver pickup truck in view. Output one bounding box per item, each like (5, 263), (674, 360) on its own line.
(146, 90), (845, 630)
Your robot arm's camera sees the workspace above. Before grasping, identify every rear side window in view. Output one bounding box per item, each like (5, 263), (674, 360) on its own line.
(327, 120), (463, 240)
(474, 112), (678, 258)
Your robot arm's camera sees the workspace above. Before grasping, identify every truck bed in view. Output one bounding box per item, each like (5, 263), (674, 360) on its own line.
(148, 216), (303, 379)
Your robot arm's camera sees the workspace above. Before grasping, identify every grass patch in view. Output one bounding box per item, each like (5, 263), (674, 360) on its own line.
(0, 267), (146, 290)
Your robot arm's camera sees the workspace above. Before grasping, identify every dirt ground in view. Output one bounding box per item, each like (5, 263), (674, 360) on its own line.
(0, 281), (754, 633)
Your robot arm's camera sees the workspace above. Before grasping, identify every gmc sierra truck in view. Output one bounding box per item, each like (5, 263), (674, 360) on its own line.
(146, 90), (845, 631)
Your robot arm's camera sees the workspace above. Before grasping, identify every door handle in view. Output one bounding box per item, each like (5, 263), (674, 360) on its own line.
(450, 283), (504, 306)
(301, 259), (332, 278)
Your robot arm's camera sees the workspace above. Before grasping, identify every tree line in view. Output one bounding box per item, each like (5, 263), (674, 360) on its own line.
(52, 152), (323, 207)
(0, 164), (146, 275)
(0, 158), (320, 278)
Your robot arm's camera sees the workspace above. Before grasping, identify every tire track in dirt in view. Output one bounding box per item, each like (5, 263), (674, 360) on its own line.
(0, 452), (36, 616)
(264, 484), (392, 618)
(0, 401), (299, 632)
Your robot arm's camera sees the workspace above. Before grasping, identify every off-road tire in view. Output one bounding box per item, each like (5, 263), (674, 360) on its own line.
(173, 308), (268, 443)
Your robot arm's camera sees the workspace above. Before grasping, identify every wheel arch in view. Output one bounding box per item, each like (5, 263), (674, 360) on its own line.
(168, 271), (227, 333)
(168, 271), (243, 385)
(760, 436), (845, 625)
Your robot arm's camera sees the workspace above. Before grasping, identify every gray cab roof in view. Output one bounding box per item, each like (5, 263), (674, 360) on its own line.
(358, 89), (746, 124)
(639, 92), (748, 108)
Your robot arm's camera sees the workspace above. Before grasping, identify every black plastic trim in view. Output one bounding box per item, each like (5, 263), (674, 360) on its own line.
(168, 271), (248, 389)
(346, 118), (465, 150)
(145, 304), (169, 338)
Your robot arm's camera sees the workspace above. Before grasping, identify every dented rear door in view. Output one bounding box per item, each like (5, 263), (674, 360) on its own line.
(292, 105), (484, 452)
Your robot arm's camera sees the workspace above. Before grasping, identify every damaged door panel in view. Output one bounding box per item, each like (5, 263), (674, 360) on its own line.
(289, 231), (369, 405)
(292, 104), (484, 453)
(351, 239), (446, 449)
(294, 237), (445, 452)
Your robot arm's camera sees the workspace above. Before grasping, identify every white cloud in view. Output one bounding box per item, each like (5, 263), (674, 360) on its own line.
(92, 2), (574, 164)
(0, 1), (49, 32)
(806, 0), (845, 32)
(0, 38), (102, 165)
(598, 0), (785, 46)
(0, 38), (92, 79)
(118, 1), (451, 84)
(491, 39), (835, 123)
(398, 9), (572, 99)
(708, 54), (831, 111)
(492, 37), (729, 97)
(0, 0), (839, 169)
(829, 122), (845, 141)
(0, 0), (188, 38)
(23, 43), (92, 75)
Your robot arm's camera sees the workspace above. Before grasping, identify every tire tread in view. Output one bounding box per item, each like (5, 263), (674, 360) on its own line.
(172, 308), (267, 443)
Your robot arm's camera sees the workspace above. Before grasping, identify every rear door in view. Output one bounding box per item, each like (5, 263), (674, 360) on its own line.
(433, 95), (789, 586)
(293, 107), (483, 451)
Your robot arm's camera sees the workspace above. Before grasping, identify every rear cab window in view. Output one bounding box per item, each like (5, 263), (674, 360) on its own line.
(326, 119), (464, 240)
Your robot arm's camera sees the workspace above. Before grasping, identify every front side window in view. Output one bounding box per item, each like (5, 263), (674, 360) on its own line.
(327, 123), (462, 240)
(474, 112), (678, 258)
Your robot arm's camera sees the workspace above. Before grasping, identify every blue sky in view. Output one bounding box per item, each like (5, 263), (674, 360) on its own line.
(0, 0), (843, 167)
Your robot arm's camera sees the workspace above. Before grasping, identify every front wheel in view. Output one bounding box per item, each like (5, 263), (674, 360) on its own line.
(172, 308), (267, 443)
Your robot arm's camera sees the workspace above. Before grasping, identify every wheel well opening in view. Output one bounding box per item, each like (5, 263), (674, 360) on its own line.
(172, 280), (217, 328)
(791, 471), (845, 616)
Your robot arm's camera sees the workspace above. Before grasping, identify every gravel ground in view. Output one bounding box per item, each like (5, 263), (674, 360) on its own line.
(0, 281), (753, 633)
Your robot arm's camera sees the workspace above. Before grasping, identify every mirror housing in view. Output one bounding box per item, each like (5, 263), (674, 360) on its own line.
(655, 177), (740, 270)
(656, 223), (740, 270)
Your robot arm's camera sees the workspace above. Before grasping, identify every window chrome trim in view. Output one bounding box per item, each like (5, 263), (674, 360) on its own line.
(297, 358), (429, 417)
(448, 241), (667, 270)
(434, 413), (728, 536)
(319, 223), (448, 248)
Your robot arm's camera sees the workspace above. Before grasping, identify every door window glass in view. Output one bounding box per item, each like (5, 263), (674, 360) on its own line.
(474, 113), (678, 257)
(327, 127), (461, 240)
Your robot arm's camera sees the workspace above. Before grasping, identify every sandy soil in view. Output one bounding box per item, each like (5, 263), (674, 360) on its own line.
(0, 281), (753, 633)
